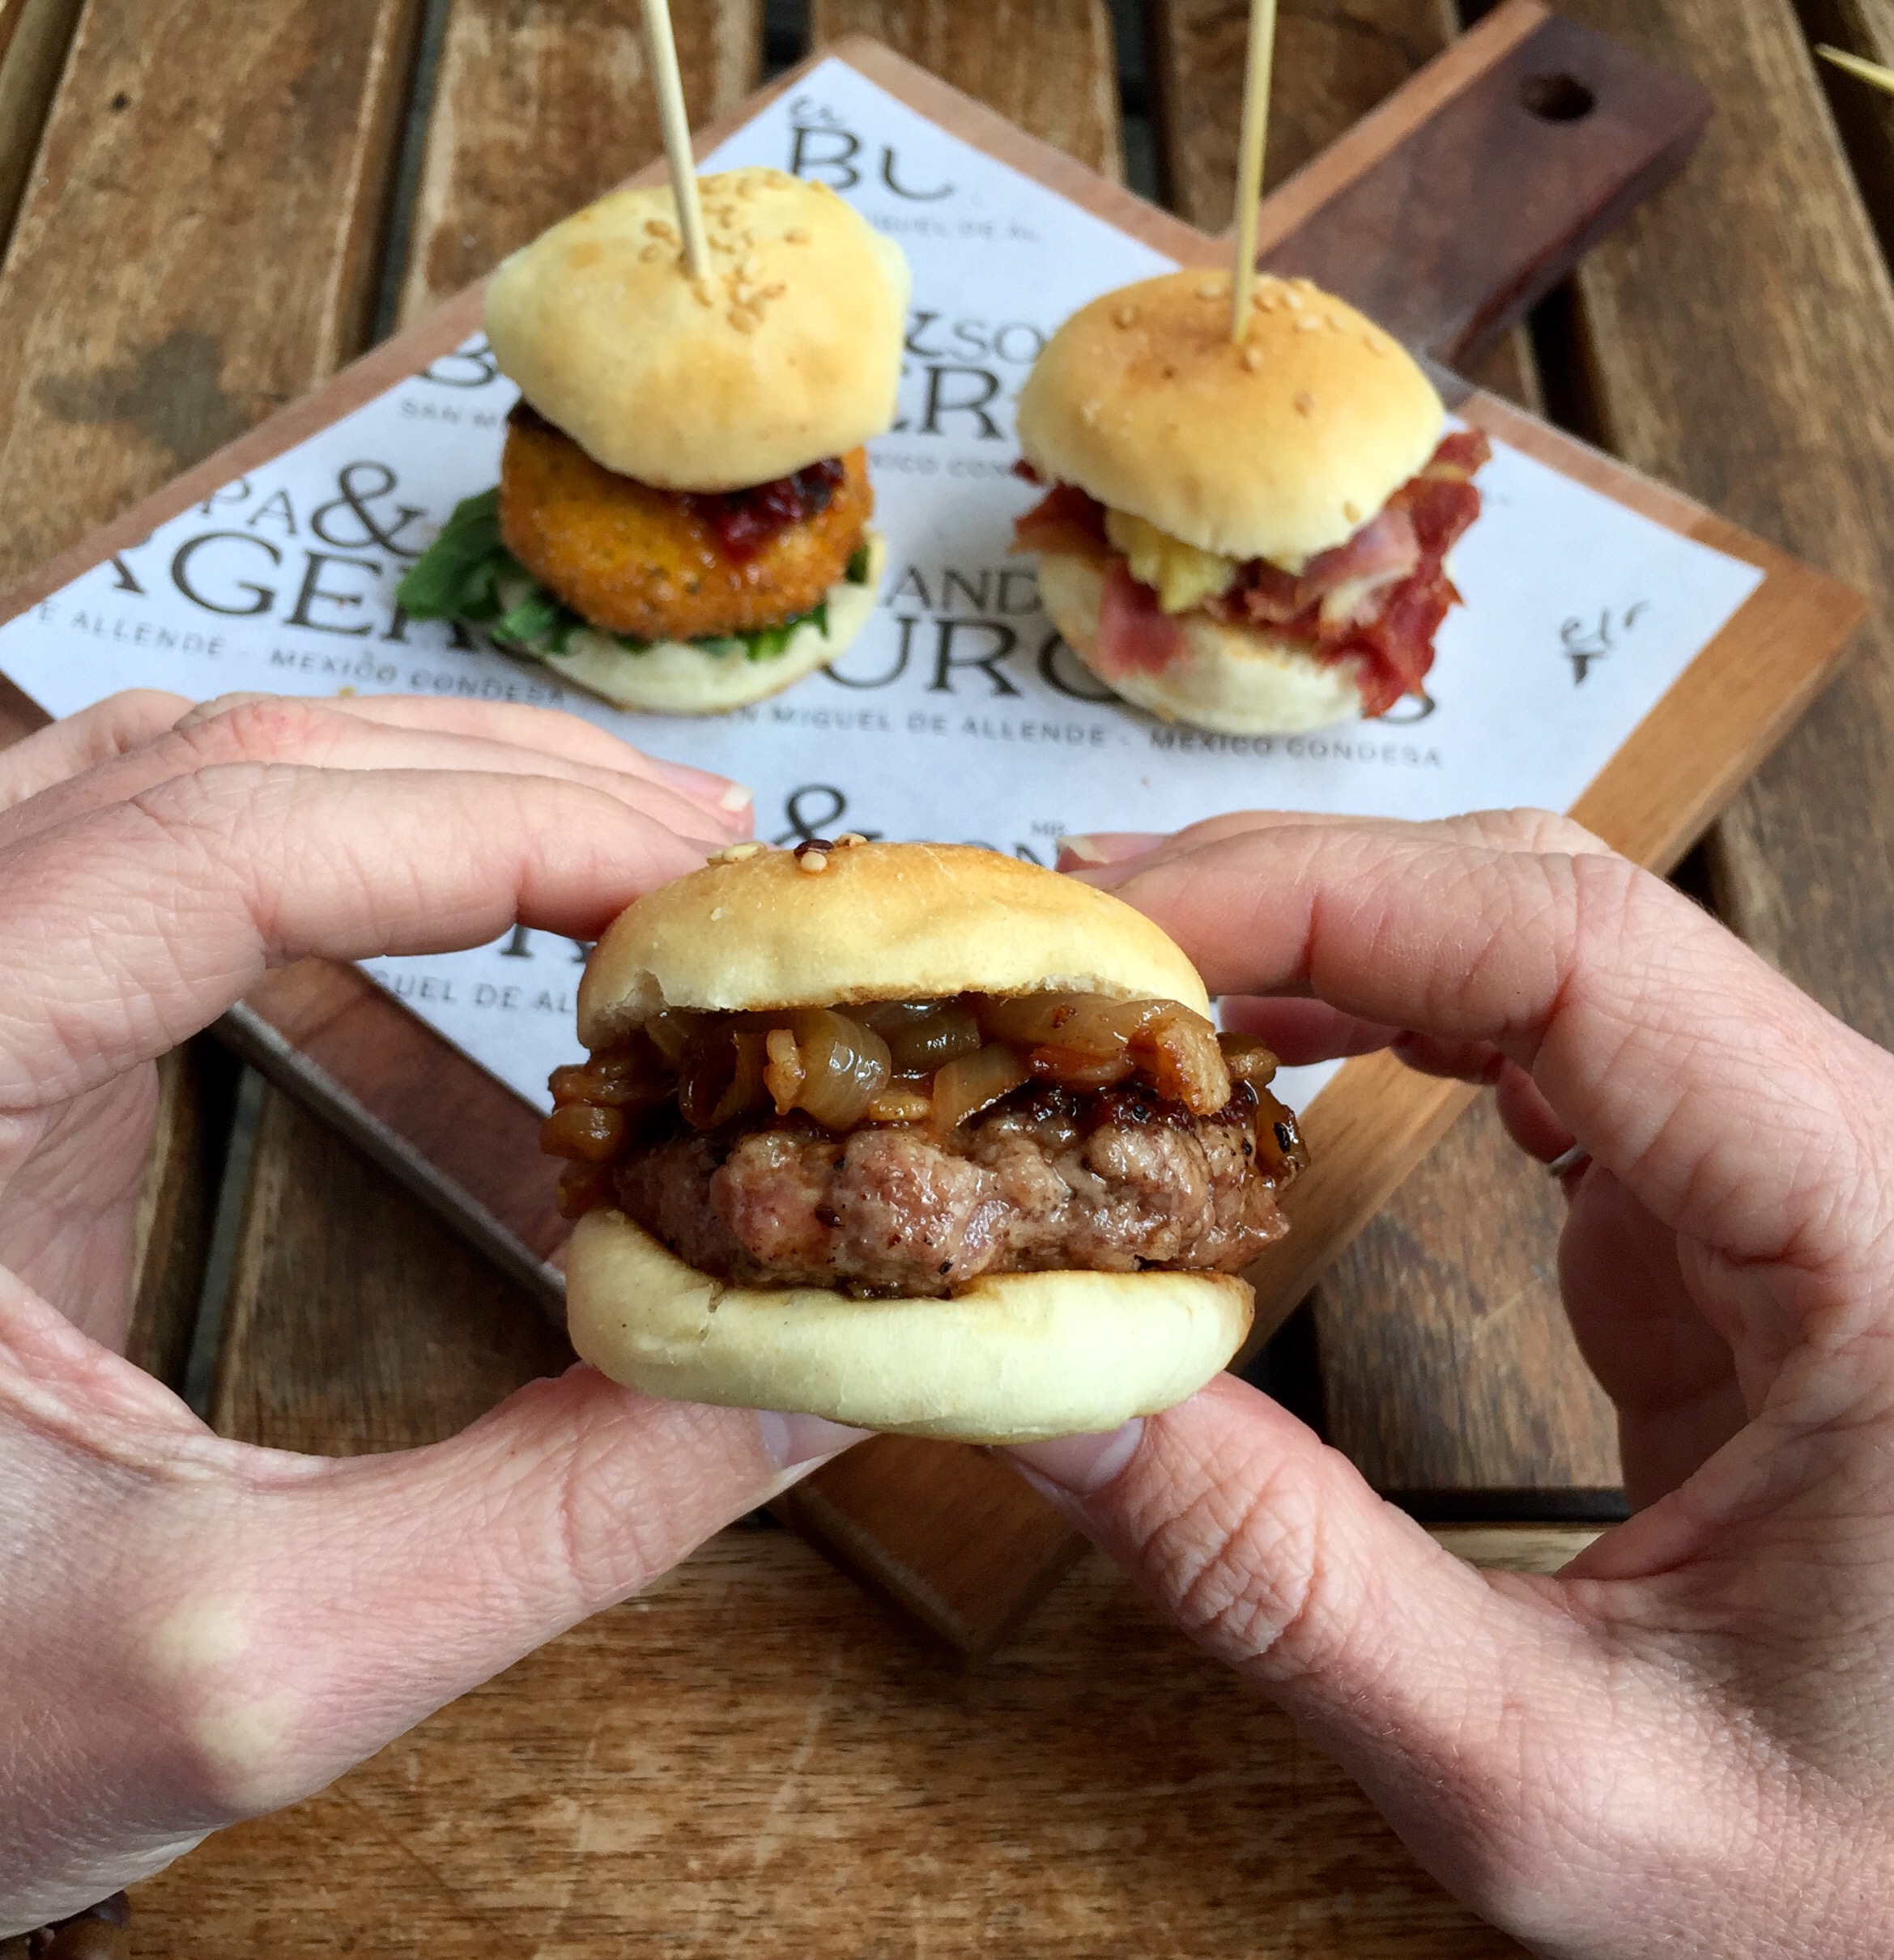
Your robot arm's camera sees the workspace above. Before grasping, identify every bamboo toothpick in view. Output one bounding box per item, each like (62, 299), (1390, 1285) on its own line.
(641, 0), (709, 279)
(1817, 43), (1894, 100)
(1229, 0), (1279, 341)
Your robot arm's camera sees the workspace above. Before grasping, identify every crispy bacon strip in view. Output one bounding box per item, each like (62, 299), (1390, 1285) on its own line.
(1010, 481), (1111, 564)
(1011, 431), (1492, 716)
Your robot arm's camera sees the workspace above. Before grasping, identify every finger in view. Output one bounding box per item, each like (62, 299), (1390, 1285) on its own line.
(173, 693), (753, 823)
(1560, 1169), (1747, 1506)
(1494, 1062), (1575, 1163)
(1219, 997), (1400, 1066)
(0, 697), (738, 855)
(1064, 806), (1616, 882)
(1088, 818), (1894, 1311)
(0, 691), (194, 810)
(0, 763), (712, 1106)
(1004, 1377), (1607, 1925)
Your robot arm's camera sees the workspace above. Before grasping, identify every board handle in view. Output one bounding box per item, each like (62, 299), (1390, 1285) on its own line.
(1253, 5), (1712, 369)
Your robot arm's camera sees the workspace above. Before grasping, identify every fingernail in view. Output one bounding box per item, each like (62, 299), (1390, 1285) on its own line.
(1056, 835), (1109, 865)
(1055, 833), (1166, 878)
(645, 756), (751, 811)
(757, 1408), (871, 1469)
(1006, 1418), (1143, 1495)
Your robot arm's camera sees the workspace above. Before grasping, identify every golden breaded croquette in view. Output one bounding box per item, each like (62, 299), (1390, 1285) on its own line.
(499, 414), (872, 642)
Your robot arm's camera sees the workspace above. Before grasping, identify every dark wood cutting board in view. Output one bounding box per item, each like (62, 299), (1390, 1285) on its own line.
(0, 5), (1862, 1656)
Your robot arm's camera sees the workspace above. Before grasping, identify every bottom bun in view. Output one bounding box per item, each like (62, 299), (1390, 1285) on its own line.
(540, 532), (884, 715)
(1039, 551), (1364, 736)
(564, 1207), (1254, 1443)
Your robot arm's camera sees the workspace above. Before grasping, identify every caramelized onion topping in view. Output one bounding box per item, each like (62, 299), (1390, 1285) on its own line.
(542, 993), (1303, 1204)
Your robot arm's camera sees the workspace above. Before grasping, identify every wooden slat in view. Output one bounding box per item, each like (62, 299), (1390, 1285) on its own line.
(1552, 0), (1894, 1060)
(810, 0), (1123, 176)
(0, 0), (83, 254)
(1151, 0), (1616, 1499)
(134, 1530), (1529, 1959)
(211, 1092), (568, 1452)
(396, 0), (764, 321)
(123, 1040), (240, 1391)
(0, 0), (425, 587)
(0, 0), (427, 1374)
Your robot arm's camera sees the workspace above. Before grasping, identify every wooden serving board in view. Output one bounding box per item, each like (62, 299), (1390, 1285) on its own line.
(0, 7), (1862, 1660)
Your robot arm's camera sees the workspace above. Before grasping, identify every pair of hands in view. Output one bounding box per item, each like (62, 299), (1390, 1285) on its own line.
(5, 694), (1892, 1958)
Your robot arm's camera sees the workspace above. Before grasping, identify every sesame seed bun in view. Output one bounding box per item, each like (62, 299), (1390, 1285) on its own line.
(538, 533), (883, 714)
(1015, 270), (1444, 572)
(564, 1207), (1253, 1443)
(577, 838), (1212, 1051)
(485, 168), (909, 491)
(1036, 551), (1364, 734)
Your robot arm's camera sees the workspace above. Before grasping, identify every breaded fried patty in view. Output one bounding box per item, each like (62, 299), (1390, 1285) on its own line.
(500, 416), (873, 641)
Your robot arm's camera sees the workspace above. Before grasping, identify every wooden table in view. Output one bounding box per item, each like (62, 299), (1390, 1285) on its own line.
(3, 0), (1893, 1949)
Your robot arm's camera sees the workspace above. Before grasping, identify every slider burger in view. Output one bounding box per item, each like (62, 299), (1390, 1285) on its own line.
(398, 168), (908, 712)
(1011, 270), (1491, 733)
(544, 838), (1307, 1443)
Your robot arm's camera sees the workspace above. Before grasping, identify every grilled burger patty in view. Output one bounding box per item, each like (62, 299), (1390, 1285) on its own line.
(499, 406), (873, 641)
(613, 1080), (1292, 1299)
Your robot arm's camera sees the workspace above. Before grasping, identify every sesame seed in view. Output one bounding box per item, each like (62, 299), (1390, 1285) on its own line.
(762, 282), (785, 300)
(1343, 501), (1363, 523)
(1242, 344), (1262, 371)
(1364, 334), (1389, 357)
(834, 832), (868, 848)
(797, 850), (829, 874)
(710, 841), (765, 863)
(1282, 289), (1305, 312)
(728, 310), (755, 332)
(785, 226), (811, 243)
(1196, 278), (1224, 300)
(1295, 390), (1315, 416)
(692, 282), (714, 306)
(1115, 303), (1139, 327)
(639, 243), (663, 262)
(1296, 317), (1321, 333)
(644, 219), (671, 238)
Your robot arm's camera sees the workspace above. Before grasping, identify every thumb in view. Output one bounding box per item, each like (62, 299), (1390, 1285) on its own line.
(161, 1370), (861, 1818)
(1007, 1375), (1603, 1892)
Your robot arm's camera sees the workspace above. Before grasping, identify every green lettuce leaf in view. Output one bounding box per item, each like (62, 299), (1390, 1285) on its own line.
(398, 483), (836, 663)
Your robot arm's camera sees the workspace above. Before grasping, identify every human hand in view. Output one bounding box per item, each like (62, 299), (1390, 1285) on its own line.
(0, 691), (862, 1933)
(1014, 810), (1894, 1959)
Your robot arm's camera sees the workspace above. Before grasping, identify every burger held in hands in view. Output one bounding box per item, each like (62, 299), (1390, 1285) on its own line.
(1012, 269), (1490, 733)
(398, 168), (908, 712)
(543, 840), (1308, 1442)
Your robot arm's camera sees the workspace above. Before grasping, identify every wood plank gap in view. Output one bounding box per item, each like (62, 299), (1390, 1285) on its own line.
(0, 0), (83, 266)
(369, 0), (458, 344)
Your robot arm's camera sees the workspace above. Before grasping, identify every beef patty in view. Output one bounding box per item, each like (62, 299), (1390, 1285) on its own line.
(614, 1081), (1292, 1298)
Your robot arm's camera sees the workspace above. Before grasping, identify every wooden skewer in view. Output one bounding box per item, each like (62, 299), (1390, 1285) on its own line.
(640, 0), (709, 279)
(1816, 43), (1894, 100)
(1229, 0), (1279, 341)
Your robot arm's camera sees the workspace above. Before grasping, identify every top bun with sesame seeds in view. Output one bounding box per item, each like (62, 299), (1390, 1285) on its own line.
(1015, 269), (1444, 571)
(485, 168), (909, 493)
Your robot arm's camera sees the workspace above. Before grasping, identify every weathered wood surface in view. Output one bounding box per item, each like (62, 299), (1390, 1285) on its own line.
(0, 0), (83, 252)
(1152, 0), (1617, 1499)
(212, 1092), (568, 1455)
(811, 0), (1122, 175)
(1555, 0), (1894, 1061)
(396, 0), (764, 320)
(133, 1530), (1533, 1959)
(0, 0), (430, 1384)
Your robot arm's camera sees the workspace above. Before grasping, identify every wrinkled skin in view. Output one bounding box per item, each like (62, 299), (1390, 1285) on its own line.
(1008, 811), (1894, 1960)
(0, 691), (861, 1934)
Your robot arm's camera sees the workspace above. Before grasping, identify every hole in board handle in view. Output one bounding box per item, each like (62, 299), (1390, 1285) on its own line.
(1520, 71), (1598, 122)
